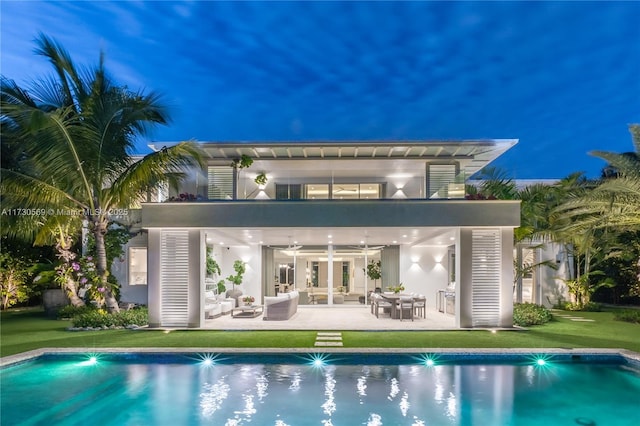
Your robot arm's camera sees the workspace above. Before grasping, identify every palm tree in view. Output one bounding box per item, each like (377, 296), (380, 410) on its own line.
(557, 125), (640, 231)
(551, 125), (640, 306)
(1, 34), (203, 311)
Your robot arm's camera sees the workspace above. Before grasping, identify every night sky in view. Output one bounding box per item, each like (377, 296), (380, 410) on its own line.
(1, 1), (638, 178)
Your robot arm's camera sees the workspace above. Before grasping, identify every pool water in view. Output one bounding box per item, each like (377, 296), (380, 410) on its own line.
(2, 353), (639, 425)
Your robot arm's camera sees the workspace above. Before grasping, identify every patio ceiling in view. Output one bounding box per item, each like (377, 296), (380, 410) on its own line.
(203, 226), (458, 248)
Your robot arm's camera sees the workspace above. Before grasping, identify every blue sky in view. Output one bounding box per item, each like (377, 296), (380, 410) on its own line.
(1, 1), (638, 179)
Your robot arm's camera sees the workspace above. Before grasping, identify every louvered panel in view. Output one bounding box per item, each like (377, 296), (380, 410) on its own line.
(471, 229), (501, 327)
(160, 231), (189, 327)
(427, 164), (457, 198)
(207, 166), (233, 199)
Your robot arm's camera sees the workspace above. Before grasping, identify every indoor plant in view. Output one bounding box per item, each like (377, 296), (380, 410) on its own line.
(226, 260), (246, 301)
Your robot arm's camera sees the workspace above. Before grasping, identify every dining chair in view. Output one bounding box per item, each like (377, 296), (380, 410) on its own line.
(373, 294), (392, 318)
(398, 296), (414, 321)
(413, 295), (426, 318)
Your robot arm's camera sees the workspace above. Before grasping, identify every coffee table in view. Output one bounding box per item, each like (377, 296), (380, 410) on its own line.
(231, 304), (263, 318)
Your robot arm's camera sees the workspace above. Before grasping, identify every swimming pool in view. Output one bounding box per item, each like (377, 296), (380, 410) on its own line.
(2, 350), (639, 425)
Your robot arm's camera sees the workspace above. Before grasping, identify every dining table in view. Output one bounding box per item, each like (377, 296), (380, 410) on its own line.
(380, 293), (413, 319)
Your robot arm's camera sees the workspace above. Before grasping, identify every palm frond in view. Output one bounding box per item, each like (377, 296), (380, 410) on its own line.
(106, 141), (204, 208)
(1, 168), (87, 209)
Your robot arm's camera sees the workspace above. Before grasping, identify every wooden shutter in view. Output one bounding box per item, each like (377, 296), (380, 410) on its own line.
(471, 229), (501, 327)
(207, 166), (233, 199)
(160, 230), (189, 327)
(427, 164), (457, 198)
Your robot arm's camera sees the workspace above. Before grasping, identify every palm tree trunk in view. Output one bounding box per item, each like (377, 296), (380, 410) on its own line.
(94, 219), (120, 312)
(56, 235), (85, 307)
(64, 276), (85, 307)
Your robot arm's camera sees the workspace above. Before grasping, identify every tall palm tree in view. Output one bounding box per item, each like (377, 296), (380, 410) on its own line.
(1, 34), (203, 311)
(557, 125), (640, 231)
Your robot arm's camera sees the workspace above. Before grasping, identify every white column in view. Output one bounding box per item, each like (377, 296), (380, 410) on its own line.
(188, 230), (203, 328)
(499, 228), (514, 327)
(327, 244), (333, 306)
(147, 229), (161, 328)
(457, 228), (472, 328)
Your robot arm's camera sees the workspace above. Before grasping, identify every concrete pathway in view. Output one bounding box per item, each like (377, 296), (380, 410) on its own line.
(315, 332), (343, 347)
(551, 310), (596, 322)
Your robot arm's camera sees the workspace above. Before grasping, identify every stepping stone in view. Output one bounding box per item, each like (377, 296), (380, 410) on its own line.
(317, 332), (342, 336)
(314, 341), (343, 347)
(570, 318), (595, 322)
(315, 336), (342, 341)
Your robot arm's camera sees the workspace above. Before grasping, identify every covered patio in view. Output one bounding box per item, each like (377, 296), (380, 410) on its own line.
(204, 305), (456, 330)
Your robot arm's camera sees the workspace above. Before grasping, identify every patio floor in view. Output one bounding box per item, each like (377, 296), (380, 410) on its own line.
(204, 305), (456, 330)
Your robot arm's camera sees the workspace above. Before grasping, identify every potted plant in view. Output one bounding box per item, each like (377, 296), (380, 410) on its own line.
(206, 248), (221, 278)
(254, 172), (268, 187)
(216, 280), (226, 297)
(366, 260), (382, 289)
(387, 283), (405, 294)
(225, 260), (246, 302)
(242, 295), (255, 306)
(230, 154), (253, 199)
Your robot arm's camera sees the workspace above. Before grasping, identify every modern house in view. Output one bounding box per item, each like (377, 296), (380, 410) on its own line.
(115, 140), (525, 329)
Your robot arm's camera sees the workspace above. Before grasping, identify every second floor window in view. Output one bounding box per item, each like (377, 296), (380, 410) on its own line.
(275, 184), (302, 200)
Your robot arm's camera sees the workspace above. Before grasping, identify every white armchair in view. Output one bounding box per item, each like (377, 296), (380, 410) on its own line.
(204, 291), (221, 319)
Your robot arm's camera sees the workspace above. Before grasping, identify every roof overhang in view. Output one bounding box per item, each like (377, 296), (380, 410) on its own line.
(148, 140), (518, 177)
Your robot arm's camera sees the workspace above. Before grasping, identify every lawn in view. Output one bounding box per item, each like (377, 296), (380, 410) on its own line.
(1, 307), (638, 358)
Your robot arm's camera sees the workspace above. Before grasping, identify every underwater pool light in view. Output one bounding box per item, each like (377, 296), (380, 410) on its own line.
(304, 353), (330, 368)
(415, 353), (439, 367)
(198, 353), (219, 367)
(76, 354), (100, 367)
(536, 359), (546, 366)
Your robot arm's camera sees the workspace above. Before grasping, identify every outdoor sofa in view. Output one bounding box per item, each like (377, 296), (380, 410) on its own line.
(263, 290), (299, 320)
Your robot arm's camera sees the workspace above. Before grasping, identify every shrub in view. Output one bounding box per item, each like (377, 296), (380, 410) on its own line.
(561, 301), (602, 312)
(72, 307), (148, 328)
(513, 303), (552, 326)
(57, 304), (96, 319)
(614, 310), (640, 324)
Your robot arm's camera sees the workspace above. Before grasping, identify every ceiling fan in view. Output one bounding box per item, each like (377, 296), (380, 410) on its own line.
(270, 237), (303, 251)
(334, 185), (358, 193)
(348, 244), (385, 250)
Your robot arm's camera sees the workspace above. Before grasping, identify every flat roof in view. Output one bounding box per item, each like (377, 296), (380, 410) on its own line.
(148, 139), (518, 177)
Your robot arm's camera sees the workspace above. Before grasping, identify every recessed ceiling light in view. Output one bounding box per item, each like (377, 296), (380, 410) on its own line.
(248, 235), (252, 239)
(219, 242), (224, 245)
(392, 240), (397, 244)
(402, 235), (407, 238)
(328, 234), (332, 238)
(259, 240), (263, 244)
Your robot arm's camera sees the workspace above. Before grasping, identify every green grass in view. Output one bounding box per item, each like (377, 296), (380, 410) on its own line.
(1, 307), (639, 358)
